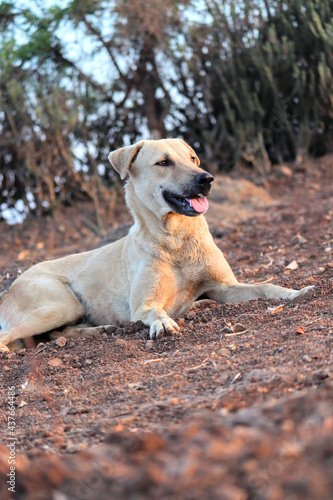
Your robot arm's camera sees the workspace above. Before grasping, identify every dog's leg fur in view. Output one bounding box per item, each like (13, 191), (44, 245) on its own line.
(206, 282), (314, 303)
(129, 267), (180, 339)
(0, 279), (85, 348)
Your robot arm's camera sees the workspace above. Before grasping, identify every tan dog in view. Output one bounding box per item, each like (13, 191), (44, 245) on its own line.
(0, 139), (313, 350)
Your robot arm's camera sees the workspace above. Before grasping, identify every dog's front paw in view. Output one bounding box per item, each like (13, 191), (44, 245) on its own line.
(287, 285), (315, 300)
(149, 317), (180, 339)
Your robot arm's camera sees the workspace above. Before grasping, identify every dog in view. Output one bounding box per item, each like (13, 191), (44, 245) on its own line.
(0, 139), (313, 351)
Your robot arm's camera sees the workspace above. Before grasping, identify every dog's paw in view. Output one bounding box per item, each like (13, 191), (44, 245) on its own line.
(149, 317), (180, 339)
(287, 285), (315, 300)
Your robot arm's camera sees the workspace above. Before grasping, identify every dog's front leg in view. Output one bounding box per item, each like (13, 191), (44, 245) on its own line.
(130, 270), (180, 339)
(206, 282), (314, 303)
(133, 305), (180, 339)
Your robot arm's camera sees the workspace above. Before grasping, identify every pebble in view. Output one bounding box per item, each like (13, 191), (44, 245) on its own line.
(55, 337), (67, 347)
(286, 260), (298, 270)
(145, 340), (155, 351)
(115, 338), (126, 346)
(232, 323), (246, 333)
(134, 332), (149, 340)
(245, 369), (274, 383)
(186, 311), (196, 320)
(219, 373), (229, 383)
(104, 325), (117, 334)
(115, 327), (125, 336)
(218, 348), (230, 357)
(128, 382), (144, 390)
(47, 358), (62, 367)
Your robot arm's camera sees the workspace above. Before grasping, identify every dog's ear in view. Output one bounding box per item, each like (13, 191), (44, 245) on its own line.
(108, 143), (143, 180)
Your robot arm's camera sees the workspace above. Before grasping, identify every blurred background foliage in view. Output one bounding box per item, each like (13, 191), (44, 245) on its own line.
(1, 0), (333, 223)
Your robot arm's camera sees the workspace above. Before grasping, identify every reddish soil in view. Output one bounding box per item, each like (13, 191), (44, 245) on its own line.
(0, 156), (332, 499)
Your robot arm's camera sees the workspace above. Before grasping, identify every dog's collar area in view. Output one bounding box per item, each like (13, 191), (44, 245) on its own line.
(163, 190), (209, 216)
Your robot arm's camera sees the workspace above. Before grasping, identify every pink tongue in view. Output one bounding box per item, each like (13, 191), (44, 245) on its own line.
(185, 197), (209, 213)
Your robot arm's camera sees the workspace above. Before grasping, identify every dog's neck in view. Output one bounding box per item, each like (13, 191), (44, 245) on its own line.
(125, 180), (210, 254)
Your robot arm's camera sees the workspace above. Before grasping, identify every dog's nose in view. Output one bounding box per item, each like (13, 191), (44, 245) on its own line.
(195, 172), (214, 188)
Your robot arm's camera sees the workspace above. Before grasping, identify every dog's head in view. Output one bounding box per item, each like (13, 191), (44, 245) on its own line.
(108, 139), (214, 218)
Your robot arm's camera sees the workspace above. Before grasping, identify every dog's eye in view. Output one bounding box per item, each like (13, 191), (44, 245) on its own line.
(156, 159), (170, 167)
(191, 157), (196, 163)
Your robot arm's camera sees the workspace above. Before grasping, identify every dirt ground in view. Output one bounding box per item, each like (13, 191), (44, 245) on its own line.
(0, 155), (332, 499)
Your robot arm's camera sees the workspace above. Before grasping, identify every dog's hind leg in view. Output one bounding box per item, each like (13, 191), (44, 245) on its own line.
(206, 282), (314, 303)
(0, 279), (85, 349)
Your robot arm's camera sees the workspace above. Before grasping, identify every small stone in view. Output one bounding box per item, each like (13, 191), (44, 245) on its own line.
(219, 373), (229, 383)
(303, 355), (312, 362)
(276, 165), (293, 177)
(296, 326), (305, 334)
(186, 311), (196, 320)
(232, 323), (246, 333)
(85, 359), (93, 365)
(286, 260), (298, 270)
(47, 358), (62, 367)
(128, 382), (144, 390)
(115, 338), (126, 346)
(115, 327), (125, 336)
(66, 442), (88, 453)
(245, 369), (274, 383)
(228, 344), (237, 352)
(145, 340), (154, 351)
(134, 331), (149, 340)
(3, 366), (10, 371)
(55, 336), (67, 347)
(42, 430), (54, 438)
(218, 348), (230, 357)
(104, 325), (117, 334)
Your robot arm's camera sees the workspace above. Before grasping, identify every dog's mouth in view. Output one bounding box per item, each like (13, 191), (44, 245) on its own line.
(163, 191), (209, 217)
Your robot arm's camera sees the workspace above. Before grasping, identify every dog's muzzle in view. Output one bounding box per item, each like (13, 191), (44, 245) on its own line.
(163, 171), (214, 217)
